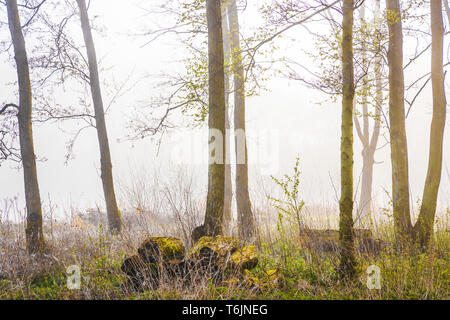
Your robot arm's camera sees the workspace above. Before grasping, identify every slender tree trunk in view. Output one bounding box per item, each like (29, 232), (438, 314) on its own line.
(356, 1), (372, 224)
(445, 0), (450, 26)
(222, 5), (233, 235)
(359, 147), (375, 221)
(354, 0), (382, 227)
(76, 0), (121, 233)
(414, 0), (447, 249)
(6, 0), (46, 254)
(386, 0), (412, 243)
(203, 0), (226, 236)
(339, 0), (356, 278)
(227, 0), (256, 242)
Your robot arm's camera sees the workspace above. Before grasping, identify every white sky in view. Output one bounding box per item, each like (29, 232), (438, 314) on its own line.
(0, 0), (449, 221)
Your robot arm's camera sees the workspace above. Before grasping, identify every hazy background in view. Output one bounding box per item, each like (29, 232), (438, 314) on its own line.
(1, 0), (449, 222)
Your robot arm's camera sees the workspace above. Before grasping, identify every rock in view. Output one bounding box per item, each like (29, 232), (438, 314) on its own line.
(138, 237), (185, 263)
(191, 225), (207, 244)
(187, 235), (238, 263)
(120, 254), (159, 291)
(121, 255), (145, 276)
(121, 235), (259, 291)
(121, 236), (185, 292)
(230, 245), (258, 270)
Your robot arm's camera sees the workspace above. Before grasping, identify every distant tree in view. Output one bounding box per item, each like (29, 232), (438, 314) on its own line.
(339, 0), (357, 279)
(414, 0), (447, 249)
(3, 0), (46, 253)
(227, 0), (257, 242)
(75, 0), (121, 233)
(222, 4), (233, 235)
(353, 0), (382, 225)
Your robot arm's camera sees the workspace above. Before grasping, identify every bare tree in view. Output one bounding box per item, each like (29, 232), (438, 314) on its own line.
(75, 0), (121, 233)
(4, 0), (45, 253)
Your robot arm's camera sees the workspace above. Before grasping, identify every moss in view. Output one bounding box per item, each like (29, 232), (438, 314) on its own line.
(187, 235), (238, 260)
(231, 245), (258, 270)
(138, 237), (185, 262)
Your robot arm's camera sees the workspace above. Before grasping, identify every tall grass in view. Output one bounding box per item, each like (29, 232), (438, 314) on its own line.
(0, 167), (448, 300)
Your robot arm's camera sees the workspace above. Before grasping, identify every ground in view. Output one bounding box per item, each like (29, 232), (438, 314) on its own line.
(0, 214), (448, 300)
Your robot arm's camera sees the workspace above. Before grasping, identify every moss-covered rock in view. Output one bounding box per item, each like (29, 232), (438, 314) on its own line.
(231, 245), (258, 270)
(138, 237), (185, 263)
(187, 235), (238, 261)
(120, 254), (159, 292)
(121, 235), (259, 291)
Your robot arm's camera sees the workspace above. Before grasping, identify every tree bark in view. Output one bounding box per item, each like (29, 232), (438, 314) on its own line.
(227, 0), (256, 242)
(6, 0), (46, 254)
(203, 0), (226, 236)
(386, 0), (413, 243)
(222, 5), (233, 235)
(414, 0), (447, 249)
(76, 0), (121, 233)
(355, 0), (382, 227)
(339, 0), (356, 278)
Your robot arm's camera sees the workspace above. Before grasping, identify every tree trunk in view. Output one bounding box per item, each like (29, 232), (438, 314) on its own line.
(222, 5), (233, 235)
(354, 0), (382, 227)
(6, 0), (46, 254)
(358, 147), (375, 223)
(339, 0), (356, 278)
(386, 0), (412, 243)
(76, 0), (121, 233)
(414, 0), (447, 249)
(203, 0), (226, 236)
(227, 0), (256, 242)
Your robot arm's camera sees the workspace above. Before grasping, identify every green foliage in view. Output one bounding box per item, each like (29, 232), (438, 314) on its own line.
(1, 226), (448, 300)
(269, 156), (305, 233)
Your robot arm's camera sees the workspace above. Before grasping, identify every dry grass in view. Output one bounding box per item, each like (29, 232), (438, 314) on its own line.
(0, 169), (448, 300)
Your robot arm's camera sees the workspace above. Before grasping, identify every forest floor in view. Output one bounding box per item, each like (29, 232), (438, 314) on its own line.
(0, 211), (448, 300)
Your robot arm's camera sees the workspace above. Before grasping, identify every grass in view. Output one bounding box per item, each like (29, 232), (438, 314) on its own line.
(0, 214), (448, 300)
(0, 168), (448, 300)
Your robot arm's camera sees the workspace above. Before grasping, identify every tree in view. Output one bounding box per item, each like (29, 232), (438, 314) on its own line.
(386, 0), (413, 244)
(414, 0), (447, 249)
(353, 0), (382, 226)
(4, 0), (45, 253)
(227, 0), (257, 242)
(76, 0), (121, 233)
(222, 4), (233, 235)
(339, 0), (356, 278)
(201, 0), (226, 237)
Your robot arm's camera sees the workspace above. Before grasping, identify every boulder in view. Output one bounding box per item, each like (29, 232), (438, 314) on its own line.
(120, 255), (159, 292)
(138, 237), (185, 263)
(121, 235), (259, 292)
(187, 235), (238, 263)
(230, 245), (258, 270)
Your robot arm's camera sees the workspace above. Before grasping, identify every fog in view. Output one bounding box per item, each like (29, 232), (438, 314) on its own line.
(1, 0), (449, 221)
